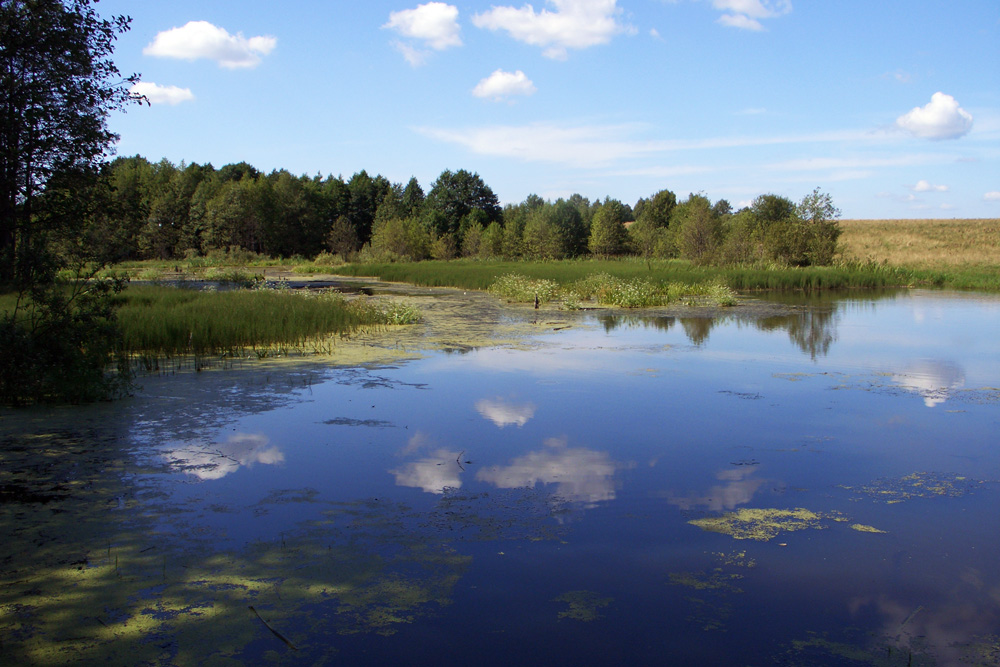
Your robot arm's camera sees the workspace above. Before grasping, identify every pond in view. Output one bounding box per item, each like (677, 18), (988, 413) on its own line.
(2, 288), (999, 665)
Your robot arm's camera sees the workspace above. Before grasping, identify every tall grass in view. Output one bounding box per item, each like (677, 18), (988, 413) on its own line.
(328, 258), (921, 292)
(115, 286), (418, 367)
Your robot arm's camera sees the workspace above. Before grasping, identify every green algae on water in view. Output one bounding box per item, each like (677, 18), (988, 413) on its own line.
(688, 507), (828, 541)
(851, 523), (887, 534)
(553, 591), (613, 622)
(841, 472), (990, 504)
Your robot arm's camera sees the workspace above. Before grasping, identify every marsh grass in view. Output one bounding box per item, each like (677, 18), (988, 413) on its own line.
(328, 258), (926, 292)
(490, 272), (738, 308)
(114, 286), (418, 368)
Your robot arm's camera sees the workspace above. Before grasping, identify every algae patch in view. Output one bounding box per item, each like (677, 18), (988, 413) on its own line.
(553, 591), (613, 622)
(688, 507), (829, 541)
(841, 472), (990, 504)
(851, 523), (887, 534)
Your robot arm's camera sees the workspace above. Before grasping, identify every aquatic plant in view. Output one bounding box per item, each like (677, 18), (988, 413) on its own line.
(688, 507), (827, 541)
(487, 273), (560, 304)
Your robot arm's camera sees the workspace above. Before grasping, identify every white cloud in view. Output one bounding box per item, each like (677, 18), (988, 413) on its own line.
(472, 69), (537, 101)
(472, 0), (630, 60)
(416, 121), (883, 168)
(130, 82), (194, 105)
(383, 2), (461, 65)
(712, 0), (792, 31)
(912, 180), (948, 193)
(896, 92), (973, 140)
(985, 191), (1000, 201)
(144, 21), (276, 69)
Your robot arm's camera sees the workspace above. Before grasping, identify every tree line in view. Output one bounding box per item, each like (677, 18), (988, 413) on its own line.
(87, 155), (842, 268)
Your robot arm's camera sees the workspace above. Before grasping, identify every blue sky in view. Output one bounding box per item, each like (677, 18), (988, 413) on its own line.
(102, 1), (999, 218)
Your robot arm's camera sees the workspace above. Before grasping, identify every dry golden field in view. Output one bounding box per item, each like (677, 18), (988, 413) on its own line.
(838, 218), (1000, 269)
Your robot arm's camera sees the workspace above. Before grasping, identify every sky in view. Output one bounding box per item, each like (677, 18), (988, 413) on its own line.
(100, 0), (1000, 219)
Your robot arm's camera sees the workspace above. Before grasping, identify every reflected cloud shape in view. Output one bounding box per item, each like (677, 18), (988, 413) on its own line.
(162, 433), (284, 480)
(891, 359), (965, 407)
(667, 467), (765, 512)
(850, 588), (1000, 664)
(476, 436), (631, 507)
(391, 448), (464, 494)
(475, 397), (536, 428)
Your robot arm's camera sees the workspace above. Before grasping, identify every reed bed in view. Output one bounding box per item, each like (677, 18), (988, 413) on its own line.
(326, 258), (921, 293)
(115, 285), (418, 366)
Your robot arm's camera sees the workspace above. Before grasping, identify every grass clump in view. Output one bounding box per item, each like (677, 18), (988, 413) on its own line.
(488, 273), (560, 303)
(116, 285), (419, 365)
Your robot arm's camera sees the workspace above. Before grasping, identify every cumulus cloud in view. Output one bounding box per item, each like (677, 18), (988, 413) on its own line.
(384, 2), (461, 65)
(912, 180), (948, 193)
(472, 69), (537, 101)
(985, 191), (1000, 201)
(896, 92), (973, 140)
(712, 0), (792, 31)
(130, 81), (194, 105)
(144, 20), (276, 69)
(472, 0), (630, 60)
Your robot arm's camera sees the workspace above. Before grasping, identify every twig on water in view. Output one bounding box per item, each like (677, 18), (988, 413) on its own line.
(248, 605), (298, 651)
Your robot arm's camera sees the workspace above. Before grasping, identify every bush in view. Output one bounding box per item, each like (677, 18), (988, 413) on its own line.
(0, 278), (132, 405)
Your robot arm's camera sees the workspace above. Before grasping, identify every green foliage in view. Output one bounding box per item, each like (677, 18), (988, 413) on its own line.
(0, 0), (141, 285)
(425, 169), (501, 238)
(0, 277), (132, 405)
(671, 194), (723, 263)
(588, 199), (630, 256)
(368, 217), (430, 261)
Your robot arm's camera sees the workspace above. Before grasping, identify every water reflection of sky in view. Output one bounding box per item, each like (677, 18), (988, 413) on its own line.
(95, 289), (1000, 664)
(161, 433), (284, 480)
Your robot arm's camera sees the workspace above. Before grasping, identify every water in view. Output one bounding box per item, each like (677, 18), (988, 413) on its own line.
(2, 289), (998, 665)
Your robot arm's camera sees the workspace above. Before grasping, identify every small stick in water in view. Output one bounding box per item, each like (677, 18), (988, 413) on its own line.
(248, 605), (298, 651)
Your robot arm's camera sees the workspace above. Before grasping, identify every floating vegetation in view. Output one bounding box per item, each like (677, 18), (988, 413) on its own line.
(423, 488), (569, 542)
(669, 571), (744, 593)
(851, 524), (888, 534)
(553, 591), (613, 622)
(841, 472), (990, 504)
(688, 508), (830, 541)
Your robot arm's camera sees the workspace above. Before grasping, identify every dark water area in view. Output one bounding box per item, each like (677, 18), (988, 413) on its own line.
(2, 289), (998, 665)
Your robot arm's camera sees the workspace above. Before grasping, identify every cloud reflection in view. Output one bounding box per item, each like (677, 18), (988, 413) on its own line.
(475, 397), (536, 427)
(392, 431), (464, 494)
(476, 436), (630, 507)
(891, 360), (965, 407)
(667, 467), (765, 511)
(850, 587), (1000, 663)
(163, 433), (284, 480)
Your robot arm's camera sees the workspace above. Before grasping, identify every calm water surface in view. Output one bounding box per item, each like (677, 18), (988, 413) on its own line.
(2, 289), (998, 665)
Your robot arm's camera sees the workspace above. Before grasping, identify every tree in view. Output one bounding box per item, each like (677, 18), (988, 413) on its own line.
(1, 0), (141, 285)
(588, 198), (629, 256)
(1, 0), (139, 404)
(425, 169), (501, 238)
(672, 194), (722, 263)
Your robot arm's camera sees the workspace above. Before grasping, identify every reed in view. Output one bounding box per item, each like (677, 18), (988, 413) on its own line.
(115, 285), (416, 363)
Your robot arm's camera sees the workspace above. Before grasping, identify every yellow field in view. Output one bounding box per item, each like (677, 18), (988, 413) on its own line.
(838, 218), (1000, 269)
